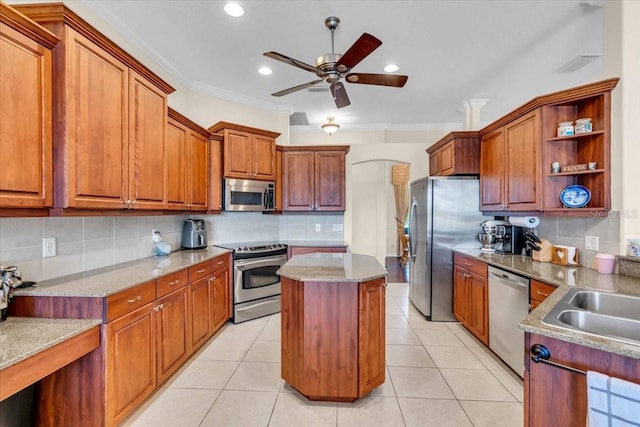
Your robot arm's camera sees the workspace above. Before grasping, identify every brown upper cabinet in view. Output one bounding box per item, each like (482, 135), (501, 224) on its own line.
(427, 131), (480, 176)
(280, 145), (349, 212)
(166, 108), (210, 212)
(480, 110), (541, 212)
(0, 4), (58, 212)
(14, 3), (175, 212)
(479, 78), (618, 216)
(208, 122), (280, 181)
(208, 133), (224, 213)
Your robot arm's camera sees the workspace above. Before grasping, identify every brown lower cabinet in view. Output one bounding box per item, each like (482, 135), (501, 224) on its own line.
(10, 253), (232, 426)
(453, 253), (488, 345)
(281, 276), (385, 402)
(525, 333), (640, 427)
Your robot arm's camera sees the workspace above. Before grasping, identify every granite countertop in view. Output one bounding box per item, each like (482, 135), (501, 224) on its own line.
(0, 317), (102, 371)
(456, 249), (640, 359)
(282, 240), (349, 248)
(11, 246), (231, 298)
(278, 253), (387, 282)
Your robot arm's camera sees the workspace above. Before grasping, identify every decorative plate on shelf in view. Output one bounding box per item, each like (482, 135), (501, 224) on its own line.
(560, 184), (591, 208)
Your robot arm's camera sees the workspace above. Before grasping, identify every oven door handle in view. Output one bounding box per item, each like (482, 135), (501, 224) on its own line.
(235, 255), (286, 271)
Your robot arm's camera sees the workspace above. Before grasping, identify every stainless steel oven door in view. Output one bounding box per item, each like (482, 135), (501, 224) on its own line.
(234, 254), (286, 304)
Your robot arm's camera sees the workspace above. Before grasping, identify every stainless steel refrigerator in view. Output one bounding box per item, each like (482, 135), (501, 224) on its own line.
(408, 177), (487, 321)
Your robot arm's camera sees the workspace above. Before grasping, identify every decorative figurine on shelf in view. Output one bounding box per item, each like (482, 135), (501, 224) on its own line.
(552, 162), (560, 173)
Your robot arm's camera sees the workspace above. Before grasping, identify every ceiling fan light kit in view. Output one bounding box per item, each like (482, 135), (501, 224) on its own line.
(264, 16), (408, 109)
(321, 117), (340, 135)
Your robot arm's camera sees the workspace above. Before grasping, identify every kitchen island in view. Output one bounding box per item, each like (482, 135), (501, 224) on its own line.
(278, 252), (387, 402)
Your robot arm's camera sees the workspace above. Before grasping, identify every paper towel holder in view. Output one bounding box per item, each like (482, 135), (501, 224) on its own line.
(508, 216), (540, 229)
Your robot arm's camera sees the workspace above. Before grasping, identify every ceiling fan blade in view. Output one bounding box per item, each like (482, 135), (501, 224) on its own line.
(345, 73), (408, 87)
(335, 33), (382, 72)
(330, 82), (351, 108)
(263, 51), (321, 74)
(271, 80), (324, 97)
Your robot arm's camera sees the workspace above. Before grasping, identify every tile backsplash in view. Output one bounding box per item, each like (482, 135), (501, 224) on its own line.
(536, 212), (621, 269)
(0, 213), (344, 282)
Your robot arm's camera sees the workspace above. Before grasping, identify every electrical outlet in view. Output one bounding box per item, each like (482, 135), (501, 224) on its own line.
(585, 235), (599, 251)
(152, 229), (162, 242)
(315, 224), (321, 232)
(332, 224), (343, 232)
(43, 237), (56, 257)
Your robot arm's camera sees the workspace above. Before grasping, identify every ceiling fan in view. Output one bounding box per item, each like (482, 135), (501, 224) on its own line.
(263, 16), (408, 108)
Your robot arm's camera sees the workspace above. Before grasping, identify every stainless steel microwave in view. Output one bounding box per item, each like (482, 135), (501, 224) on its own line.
(224, 178), (275, 212)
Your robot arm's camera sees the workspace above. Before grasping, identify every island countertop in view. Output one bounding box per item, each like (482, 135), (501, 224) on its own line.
(278, 253), (387, 282)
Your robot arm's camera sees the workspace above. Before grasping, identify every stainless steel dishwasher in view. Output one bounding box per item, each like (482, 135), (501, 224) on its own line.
(488, 266), (530, 377)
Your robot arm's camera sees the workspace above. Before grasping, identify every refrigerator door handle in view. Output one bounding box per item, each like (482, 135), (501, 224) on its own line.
(408, 198), (418, 262)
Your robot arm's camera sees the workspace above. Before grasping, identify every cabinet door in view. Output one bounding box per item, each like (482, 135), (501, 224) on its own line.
(105, 302), (156, 424)
(165, 119), (188, 209)
(505, 111), (540, 210)
(208, 139), (223, 212)
(283, 152), (315, 211)
(223, 129), (252, 178)
(64, 27), (129, 209)
(212, 266), (231, 332)
(314, 151), (346, 211)
(453, 266), (469, 323)
(128, 70), (167, 209)
(189, 276), (213, 351)
(0, 22), (53, 208)
(467, 273), (488, 345)
(439, 143), (455, 175)
(429, 151), (440, 176)
(188, 132), (209, 210)
(480, 128), (505, 211)
(251, 135), (276, 180)
(156, 287), (190, 385)
(358, 278), (386, 396)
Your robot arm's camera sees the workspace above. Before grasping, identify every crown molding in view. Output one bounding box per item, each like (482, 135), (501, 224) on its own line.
(290, 122), (465, 134)
(190, 81), (293, 114)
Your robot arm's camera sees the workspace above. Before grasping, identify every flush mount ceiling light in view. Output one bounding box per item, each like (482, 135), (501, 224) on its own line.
(224, 2), (244, 17)
(384, 64), (400, 73)
(258, 66), (272, 75)
(321, 117), (340, 135)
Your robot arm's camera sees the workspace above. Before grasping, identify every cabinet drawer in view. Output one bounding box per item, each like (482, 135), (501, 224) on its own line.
(212, 254), (230, 273)
(156, 269), (189, 298)
(453, 253), (487, 278)
(106, 280), (156, 322)
(530, 280), (557, 303)
(189, 260), (212, 282)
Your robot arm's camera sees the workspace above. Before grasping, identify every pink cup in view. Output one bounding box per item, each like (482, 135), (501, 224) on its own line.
(595, 254), (616, 274)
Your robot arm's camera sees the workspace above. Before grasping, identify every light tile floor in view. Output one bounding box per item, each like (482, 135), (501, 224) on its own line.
(124, 283), (524, 427)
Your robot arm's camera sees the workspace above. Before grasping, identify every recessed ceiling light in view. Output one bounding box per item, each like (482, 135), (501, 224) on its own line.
(258, 66), (272, 75)
(224, 2), (244, 17)
(384, 64), (399, 73)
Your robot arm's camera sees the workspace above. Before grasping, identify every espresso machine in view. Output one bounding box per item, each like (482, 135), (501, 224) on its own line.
(494, 224), (526, 255)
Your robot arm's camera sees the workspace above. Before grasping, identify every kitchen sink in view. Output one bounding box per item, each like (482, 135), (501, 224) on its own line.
(541, 289), (640, 346)
(568, 290), (640, 321)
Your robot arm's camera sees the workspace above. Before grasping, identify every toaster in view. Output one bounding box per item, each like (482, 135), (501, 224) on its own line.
(182, 219), (208, 249)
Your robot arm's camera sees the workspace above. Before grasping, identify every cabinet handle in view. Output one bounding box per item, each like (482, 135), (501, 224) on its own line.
(153, 304), (164, 312)
(169, 280), (180, 286)
(464, 262), (472, 266)
(216, 261), (224, 265)
(535, 290), (550, 297)
(196, 268), (206, 273)
(127, 295), (142, 303)
(125, 199), (131, 205)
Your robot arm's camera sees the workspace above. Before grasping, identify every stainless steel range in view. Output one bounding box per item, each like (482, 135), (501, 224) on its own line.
(214, 242), (287, 323)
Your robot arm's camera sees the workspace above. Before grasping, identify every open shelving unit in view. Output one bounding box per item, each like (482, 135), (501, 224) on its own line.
(541, 88), (613, 215)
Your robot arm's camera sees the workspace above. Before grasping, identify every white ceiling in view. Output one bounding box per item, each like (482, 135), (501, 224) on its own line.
(77, 0), (605, 131)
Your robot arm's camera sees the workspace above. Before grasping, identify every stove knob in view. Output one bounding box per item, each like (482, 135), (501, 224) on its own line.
(243, 247), (249, 252)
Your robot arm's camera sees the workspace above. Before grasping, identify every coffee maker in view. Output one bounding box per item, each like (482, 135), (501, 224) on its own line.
(495, 224), (526, 255)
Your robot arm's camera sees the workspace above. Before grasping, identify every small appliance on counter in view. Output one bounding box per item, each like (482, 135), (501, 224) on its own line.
(478, 220), (509, 253)
(494, 224), (526, 255)
(182, 219), (208, 249)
